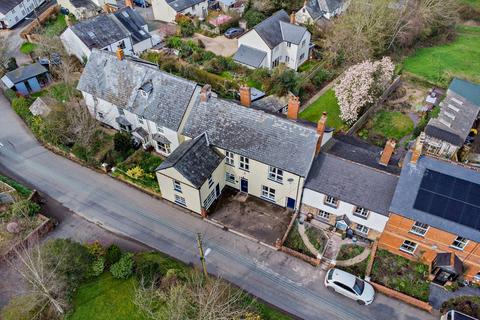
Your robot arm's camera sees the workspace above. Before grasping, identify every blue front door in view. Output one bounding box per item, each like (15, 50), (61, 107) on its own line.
(240, 178), (248, 192)
(287, 197), (296, 209)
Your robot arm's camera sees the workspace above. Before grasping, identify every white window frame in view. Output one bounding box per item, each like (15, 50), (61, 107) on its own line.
(355, 224), (369, 235)
(324, 195), (338, 207)
(97, 112), (104, 119)
(225, 151), (234, 166)
(400, 240), (417, 254)
(118, 107), (125, 116)
(451, 236), (468, 250)
(286, 42), (291, 47)
(225, 172), (235, 183)
(203, 189), (216, 209)
(353, 206), (369, 219)
(239, 156), (249, 171)
(174, 195), (186, 206)
(158, 142), (171, 154)
(285, 56), (290, 63)
(268, 166), (283, 183)
(317, 210), (329, 220)
(261, 185), (275, 202)
(410, 221), (429, 236)
(138, 117), (144, 124)
(173, 180), (182, 193)
(208, 176), (214, 188)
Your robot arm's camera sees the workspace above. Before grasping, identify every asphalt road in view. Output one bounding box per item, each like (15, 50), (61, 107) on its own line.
(0, 93), (437, 320)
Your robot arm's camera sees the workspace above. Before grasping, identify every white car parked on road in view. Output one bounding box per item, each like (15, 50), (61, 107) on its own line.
(324, 268), (375, 305)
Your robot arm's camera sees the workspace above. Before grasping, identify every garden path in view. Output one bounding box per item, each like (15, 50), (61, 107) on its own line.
(336, 247), (371, 267)
(297, 223), (320, 257)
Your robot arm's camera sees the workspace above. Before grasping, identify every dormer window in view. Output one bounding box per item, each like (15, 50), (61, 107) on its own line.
(139, 81), (153, 98)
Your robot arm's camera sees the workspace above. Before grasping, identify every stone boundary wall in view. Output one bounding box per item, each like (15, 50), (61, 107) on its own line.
(347, 76), (402, 135)
(370, 281), (433, 313)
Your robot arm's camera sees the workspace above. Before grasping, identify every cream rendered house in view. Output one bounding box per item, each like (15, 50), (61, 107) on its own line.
(152, 0), (208, 23)
(301, 136), (400, 241)
(233, 10), (311, 71)
(159, 86), (329, 215)
(0, 0), (46, 29)
(77, 49), (201, 156)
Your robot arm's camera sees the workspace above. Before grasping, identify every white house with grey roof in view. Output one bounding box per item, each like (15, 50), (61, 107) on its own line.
(234, 10), (311, 71)
(77, 49), (201, 156)
(173, 86), (328, 213)
(295, 0), (349, 23)
(424, 78), (480, 158)
(0, 0), (46, 29)
(60, 7), (156, 62)
(152, 0), (208, 23)
(301, 136), (400, 241)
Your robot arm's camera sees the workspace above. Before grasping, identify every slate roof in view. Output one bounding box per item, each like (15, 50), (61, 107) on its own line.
(251, 95), (288, 113)
(252, 10), (308, 49)
(4, 63), (48, 84)
(182, 96), (319, 177)
(390, 152), (480, 243)
(304, 137), (400, 215)
(77, 50), (199, 131)
(70, 14), (130, 49)
(69, 0), (98, 10)
(0, 0), (23, 14)
(157, 134), (224, 188)
(113, 7), (150, 45)
(233, 45), (267, 68)
(166, 0), (205, 12)
(304, 0), (346, 19)
(425, 79), (480, 147)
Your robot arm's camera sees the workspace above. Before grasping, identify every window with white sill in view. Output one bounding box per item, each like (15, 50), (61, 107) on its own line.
(239, 156), (249, 171)
(452, 236), (468, 250)
(410, 221), (429, 236)
(208, 176), (214, 188)
(268, 166), (283, 183)
(261, 186), (275, 202)
(355, 224), (369, 235)
(317, 210), (329, 220)
(353, 207), (369, 219)
(225, 151), (234, 166)
(225, 172), (235, 183)
(173, 180), (182, 193)
(174, 195), (186, 206)
(158, 142), (171, 154)
(400, 240), (417, 254)
(324, 195), (338, 207)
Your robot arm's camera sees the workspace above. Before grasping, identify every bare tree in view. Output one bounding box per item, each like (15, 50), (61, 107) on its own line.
(0, 35), (11, 75)
(8, 242), (68, 319)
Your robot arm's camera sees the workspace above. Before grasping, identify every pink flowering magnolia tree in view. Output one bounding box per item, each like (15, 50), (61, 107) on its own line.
(334, 57), (395, 124)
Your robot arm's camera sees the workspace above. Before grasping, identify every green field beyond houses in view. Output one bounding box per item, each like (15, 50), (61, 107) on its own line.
(403, 25), (480, 87)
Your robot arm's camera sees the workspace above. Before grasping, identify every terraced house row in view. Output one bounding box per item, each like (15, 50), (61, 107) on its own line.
(77, 49), (480, 285)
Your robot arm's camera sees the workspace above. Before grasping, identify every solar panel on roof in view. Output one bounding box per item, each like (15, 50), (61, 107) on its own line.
(413, 169), (480, 232)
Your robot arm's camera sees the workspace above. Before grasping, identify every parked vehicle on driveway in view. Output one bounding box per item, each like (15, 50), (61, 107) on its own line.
(324, 268), (375, 305)
(224, 27), (244, 39)
(441, 310), (478, 320)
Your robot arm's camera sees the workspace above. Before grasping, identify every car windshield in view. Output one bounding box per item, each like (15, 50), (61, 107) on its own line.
(353, 278), (365, 295)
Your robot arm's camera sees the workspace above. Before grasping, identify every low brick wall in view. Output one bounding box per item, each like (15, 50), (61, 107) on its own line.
(370, 281), (433, 313)
(280, 246), (320, 266)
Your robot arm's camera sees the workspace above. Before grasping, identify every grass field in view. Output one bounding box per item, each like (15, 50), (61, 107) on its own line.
(369, 111), (414, 140)
(403, 25), (480, 87)
(299, 88), (345, 130)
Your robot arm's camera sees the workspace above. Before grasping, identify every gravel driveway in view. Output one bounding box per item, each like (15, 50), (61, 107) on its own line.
(193, 33), (238, 57)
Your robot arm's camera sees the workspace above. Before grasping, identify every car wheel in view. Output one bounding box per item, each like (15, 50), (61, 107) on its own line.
(327, 286), (335, 293)
(357, 300), (366, 305)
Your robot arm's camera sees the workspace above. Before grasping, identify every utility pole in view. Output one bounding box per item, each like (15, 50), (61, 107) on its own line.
(196, 233), (208, 277)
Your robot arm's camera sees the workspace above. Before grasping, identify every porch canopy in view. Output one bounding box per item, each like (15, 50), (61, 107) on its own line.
(432, 252), (463, 276)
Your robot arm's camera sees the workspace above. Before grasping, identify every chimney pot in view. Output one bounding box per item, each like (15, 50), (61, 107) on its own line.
(290, 12), (296, 24)
(287, 94), (300, 120)
(116, 47), (124, 61)
(315, 112), (328, 156)
(379, 139), (396, 166)
(200, 84), (211, 102)
(410, 132), (425, 165)
(239, 85), (251, 107)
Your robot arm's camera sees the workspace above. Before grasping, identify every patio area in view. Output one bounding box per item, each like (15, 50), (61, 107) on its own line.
(208, 187), (293, 245)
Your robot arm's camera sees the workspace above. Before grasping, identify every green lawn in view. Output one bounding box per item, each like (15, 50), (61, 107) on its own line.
(369, 111), (414, 140)
(337, 244), (366, 261)
(40, 14), (68, 37)
(68, 273), (146, 320)
(19, 42), (37, 55)
(299, 88), (345, 130)
(460, 0), (480, 9)
(403, 25), (480, 87)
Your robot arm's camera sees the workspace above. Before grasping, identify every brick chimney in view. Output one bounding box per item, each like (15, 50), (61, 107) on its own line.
(410, 132), (425, 165)
(290, 12), (296, 24)
(200, 84), (211, 102)
(379, 139), (396, 166)
(287, 95), (300, 120)
(125, 0), (134, 8)
(116, 47), (124, 61)
(315, 112), (328, 155)
(239, 85), (251, 107)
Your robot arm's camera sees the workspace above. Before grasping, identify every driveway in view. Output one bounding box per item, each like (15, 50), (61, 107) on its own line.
(0, 92), (436, 320)
(193, 33), (238, 57)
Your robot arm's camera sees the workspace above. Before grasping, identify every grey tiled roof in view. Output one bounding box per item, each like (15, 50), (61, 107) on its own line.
(425, 82), (480, 147)
(449, 78), (480, 106)
(0, 0), (23, 14)
(157, 134), (224, 188)
(70, 0), (98, 10)
(304, 0), (346, 19)
(77, 50), (199, 131)
(251, 95), (288, 113)
(113, 7), (150, 45)
(252, 10), (308, 49)
(390, 152), (480, 243)
(70, 14), (130, 49)
(305, 152), (399, 216)
(233, 45), (267, 68)
(5, 63), (48, 84)
(166, 0), (205, 12)
(182, 96), (318, 176)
